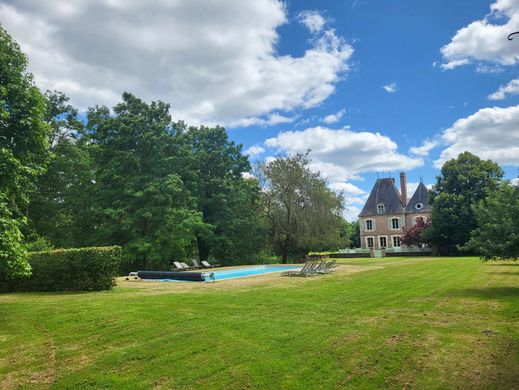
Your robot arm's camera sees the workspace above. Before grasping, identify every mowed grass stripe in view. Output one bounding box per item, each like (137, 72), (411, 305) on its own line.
(1, 257), (518, 389)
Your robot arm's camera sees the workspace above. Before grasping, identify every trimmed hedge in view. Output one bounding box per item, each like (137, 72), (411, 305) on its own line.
(2, 246), (121, 292)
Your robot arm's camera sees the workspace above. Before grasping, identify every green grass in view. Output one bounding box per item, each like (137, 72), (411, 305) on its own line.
(1, 257), (519, 389)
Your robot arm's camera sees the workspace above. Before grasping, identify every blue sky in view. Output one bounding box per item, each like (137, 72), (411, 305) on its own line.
(1, 0), (519, 219)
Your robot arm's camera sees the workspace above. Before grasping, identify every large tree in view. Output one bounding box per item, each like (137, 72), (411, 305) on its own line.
(464, 181), (519, 260)
(0, 26), (50, 280)
(425, 152), (503, 254)
(27, 91), (96, 248)
(87, 93), (204, 269)
(261, 153), (344, 262)
(180, 124), (266, 261)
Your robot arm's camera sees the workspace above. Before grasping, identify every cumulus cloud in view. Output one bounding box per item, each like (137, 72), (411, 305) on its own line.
(382, 82), (397, 93)
(511, 177), (519, 186)
(488, 78), (519, 100)
(298, 10), (326, 33)
(435, 105), (519, 167)
(409, 139), (440, 156)
(244, 145), (266, 157)
(441, 0), (519, 69)
(265, 126), (423, 182)
(328, 182), (366, 196)
(322, 108), (346, 124)
(0, 1), (353, 126)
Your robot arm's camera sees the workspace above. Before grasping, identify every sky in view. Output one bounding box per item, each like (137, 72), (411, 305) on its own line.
(1, 0), (519, 220)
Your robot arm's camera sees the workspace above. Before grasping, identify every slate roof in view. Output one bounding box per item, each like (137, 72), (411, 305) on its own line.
(358, 178), (405, 217)
(405, 182), (431, 213)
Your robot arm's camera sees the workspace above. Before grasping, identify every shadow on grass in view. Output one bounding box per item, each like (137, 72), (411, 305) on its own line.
(485, 263), (519, 267)
(486, 271), (519, 276)
(447, 287), (519, 300)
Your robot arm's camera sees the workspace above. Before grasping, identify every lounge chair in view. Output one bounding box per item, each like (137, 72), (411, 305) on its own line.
(172, 261), (187, 271)
(180, 262), (194, 270)
(282, 261), (319, 277)
(192, 259), (202, 269)
(201, 260), (221, 268)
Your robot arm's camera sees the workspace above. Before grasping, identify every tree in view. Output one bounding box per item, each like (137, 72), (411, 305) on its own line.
(27, 91), (96, 248)
(339, 219), (361, 248)
(464, 182), (519, 260)
(0, 26), (50, 280)
(401, 217), (431, 247)
(180, 124), (266, 261)
(261, 153), (344, 263)
(87, 93), (204, 269)
(426, 152), (503, 253)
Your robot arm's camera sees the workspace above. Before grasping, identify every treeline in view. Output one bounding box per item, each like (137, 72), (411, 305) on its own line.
(1, 26), (355, 281)
(405, 152), (519, 260)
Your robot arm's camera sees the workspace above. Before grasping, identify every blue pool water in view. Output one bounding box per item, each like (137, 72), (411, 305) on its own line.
(148, 265), (301, 282)
(212, 265), (300, 281)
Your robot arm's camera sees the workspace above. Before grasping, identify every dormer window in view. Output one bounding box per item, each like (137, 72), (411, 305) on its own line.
(415, 202), (423, 210)
(377, 204), (385, 214)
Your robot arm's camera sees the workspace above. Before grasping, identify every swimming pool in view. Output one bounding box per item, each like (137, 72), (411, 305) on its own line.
(211, 265), (301, 281)
(145, 265), (301, 282)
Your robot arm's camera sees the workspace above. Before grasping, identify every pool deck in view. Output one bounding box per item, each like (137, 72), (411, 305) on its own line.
(116, 263), (374, 293)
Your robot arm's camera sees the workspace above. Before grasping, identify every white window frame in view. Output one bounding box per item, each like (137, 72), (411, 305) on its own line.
(378, 235), (388, 249)
(365, 219), (375, 231)
(388, 216), (400, 230)
(377, 204), (385, 214)
(391, 235), (401, 247)
(366, 236), (375, 248)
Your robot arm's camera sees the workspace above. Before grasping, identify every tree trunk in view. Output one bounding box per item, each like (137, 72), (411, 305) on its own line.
(197, 236), (211, 262)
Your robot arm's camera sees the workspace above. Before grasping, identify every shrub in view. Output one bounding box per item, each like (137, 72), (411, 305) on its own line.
(2, 246), (121, 292)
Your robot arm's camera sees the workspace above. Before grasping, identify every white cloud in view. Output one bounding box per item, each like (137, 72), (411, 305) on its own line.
(435, 105), (519, 167)
(244, 145), (266, 157)
(382, 82), (397, 93)
(328, 182), (366, 196)
(488, 78), (519, 100)
(298, 10), (326, 33)
(231, 113), (296, 128)
(322, 108), (346, 124)
(511, 177), (519, 186)
(265, 126), (423, 182)
(441, 0), (519, 69)
(0, 1), (353, 126)
(343, 206), (361, 222)
(409, 139), (440, 156)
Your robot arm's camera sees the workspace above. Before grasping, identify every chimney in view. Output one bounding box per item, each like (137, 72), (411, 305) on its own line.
(400, 172), (407, 206)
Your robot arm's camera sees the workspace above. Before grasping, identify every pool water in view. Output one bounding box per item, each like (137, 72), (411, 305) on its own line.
(149, 265), (301, 282)
(212, 265), (301, 281)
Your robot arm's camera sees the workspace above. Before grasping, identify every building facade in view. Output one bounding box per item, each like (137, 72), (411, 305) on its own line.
(358, 172), (430, 250)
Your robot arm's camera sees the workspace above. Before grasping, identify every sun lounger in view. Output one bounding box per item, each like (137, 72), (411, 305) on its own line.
(180, 262), (194, 270)
(192, 259), (202, 269)
(172, 261), (187, 271)
(201, 260), (221, 268)
(282, 261), (319, 277)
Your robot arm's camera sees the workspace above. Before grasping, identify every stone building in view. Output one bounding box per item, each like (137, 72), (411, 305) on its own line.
(358, 172), (430, 250)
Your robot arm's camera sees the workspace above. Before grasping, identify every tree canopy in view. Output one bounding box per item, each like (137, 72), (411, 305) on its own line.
(261, 153), (345, 262)
(464, 181), (519, 261)
(426, 152), (504, 254)
(0, 26), (50, 280)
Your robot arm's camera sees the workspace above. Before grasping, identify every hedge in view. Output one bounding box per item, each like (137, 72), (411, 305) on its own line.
(2, 246), (121, 292)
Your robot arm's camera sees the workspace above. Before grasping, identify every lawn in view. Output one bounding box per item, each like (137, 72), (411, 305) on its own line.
(1, 257), (519, 389)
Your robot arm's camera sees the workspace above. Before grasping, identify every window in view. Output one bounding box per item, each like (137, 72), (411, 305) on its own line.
(414, 216), (424, 225)
(393, 236), (401, 247)
(365, 219), (374, 231)
(379, 236), (387, 248)
(390, 218), (400, 229)
(367, 237), (374, 248)
(377, 204), (385, 214)
(415, 202), (423, 210)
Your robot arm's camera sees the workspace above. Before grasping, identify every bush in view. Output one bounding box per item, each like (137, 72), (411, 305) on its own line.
(1, 246), (121, 292)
